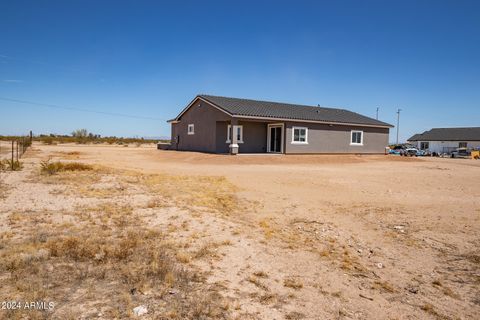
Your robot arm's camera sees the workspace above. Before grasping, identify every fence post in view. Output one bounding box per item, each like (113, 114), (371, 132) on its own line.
(16, 140), (19, 162)
(11, 141), (14, 170)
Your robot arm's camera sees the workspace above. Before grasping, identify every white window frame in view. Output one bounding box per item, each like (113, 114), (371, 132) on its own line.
(291, 126), (308, 144)
(350, 130), (363, 145)
(187, 124), (195, 135)
(226, 125), (243, 143)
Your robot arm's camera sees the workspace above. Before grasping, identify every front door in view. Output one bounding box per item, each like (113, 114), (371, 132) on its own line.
(268, 125), (283, 153)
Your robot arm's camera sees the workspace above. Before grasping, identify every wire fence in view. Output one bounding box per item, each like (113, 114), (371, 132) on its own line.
(0, 131), (33, 170)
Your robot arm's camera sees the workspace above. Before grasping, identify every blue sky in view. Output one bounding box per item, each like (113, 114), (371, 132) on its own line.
(1, 0), (479, 141)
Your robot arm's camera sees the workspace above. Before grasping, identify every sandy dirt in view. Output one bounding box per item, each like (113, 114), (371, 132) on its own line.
(1, 143), (479, 319)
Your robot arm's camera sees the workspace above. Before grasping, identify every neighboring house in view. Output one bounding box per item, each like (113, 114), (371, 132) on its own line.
(407, 127), (480, 154)
(166, 95), (393, 154)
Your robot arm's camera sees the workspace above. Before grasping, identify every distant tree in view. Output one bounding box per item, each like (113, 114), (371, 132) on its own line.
(72, 129), (88, 138)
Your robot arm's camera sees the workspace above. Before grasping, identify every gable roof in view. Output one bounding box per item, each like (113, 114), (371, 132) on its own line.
(406, 133), (425, 141)
(171, 95), (393, 128)
(407, 127), (480, 141)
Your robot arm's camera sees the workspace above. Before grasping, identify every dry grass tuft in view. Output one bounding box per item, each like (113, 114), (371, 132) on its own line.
(0, 159), (23, 171)
(373, 280), (396, 293)
(253, 270), (268, 278)
(259, 219), (275, 239)
(284, 277), (303, 290)
(193, 241), (231, 260)
(420, 303), (449, 319)
(40, 159), (93, 175)
(286, 311), (306, 320)
(53, 151), (82, 159)
(247, 275), (269, 291)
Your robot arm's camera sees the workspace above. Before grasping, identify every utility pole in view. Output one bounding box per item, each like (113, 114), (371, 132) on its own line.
(396, 108), (402, 144)
(376, 107), (379, 120)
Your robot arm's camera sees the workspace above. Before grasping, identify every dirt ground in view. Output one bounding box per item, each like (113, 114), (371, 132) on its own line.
(1, 143), (479, 319)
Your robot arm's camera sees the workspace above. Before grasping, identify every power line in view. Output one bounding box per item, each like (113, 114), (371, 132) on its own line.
(0, 96), (167, 121)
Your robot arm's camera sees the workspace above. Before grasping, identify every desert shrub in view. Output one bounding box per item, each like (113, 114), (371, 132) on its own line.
(40, 160), (93, 175)
(1, 159), (23, 171)
(42, 136), (56, 145)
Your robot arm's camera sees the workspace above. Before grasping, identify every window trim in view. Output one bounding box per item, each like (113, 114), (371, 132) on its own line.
(226, 125), (244, 143)
(187, 124), (195, 135)
(350, 130), (363, 145)
(291, 126), (308, 144)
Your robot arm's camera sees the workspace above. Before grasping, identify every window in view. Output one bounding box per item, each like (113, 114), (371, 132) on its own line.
(420, 142), (429, 150)
(459, 142), (467, 148)
(350, 130), (363, 145)
(226, 125), (243, 143)
(292, 127), (308, 144)
(187, 124), (194, 135)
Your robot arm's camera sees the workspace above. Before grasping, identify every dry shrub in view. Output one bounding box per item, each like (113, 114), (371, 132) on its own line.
(40, 160), (93, 175)
(0, 159), (23, 171)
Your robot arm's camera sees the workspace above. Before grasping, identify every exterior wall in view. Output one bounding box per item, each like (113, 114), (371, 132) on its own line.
(284, 121), (389, 154)
(215, 121), (267, 153)
(416, 141), (480, 153)
(171, 99), (230, 153)
(215, 121), (229, 153)
(239, 121), (268, 153)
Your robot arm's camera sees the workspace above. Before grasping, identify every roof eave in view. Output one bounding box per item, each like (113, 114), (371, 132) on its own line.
(232, 114), (393, 128)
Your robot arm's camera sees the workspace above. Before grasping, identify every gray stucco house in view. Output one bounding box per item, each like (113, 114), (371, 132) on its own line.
(166, 95), (393, 154)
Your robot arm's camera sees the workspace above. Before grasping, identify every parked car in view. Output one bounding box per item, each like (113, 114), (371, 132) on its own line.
(404, 148), (420, 157)
(389, 145), (406, 155)
(416, 149), (427, 156)
(451, 148), (471, 158)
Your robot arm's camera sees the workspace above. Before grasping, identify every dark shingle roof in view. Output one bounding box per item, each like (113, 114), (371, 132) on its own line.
(406, 133), (425, 141)
(407, 127), (480, 141)
(194, 95), (393, 127)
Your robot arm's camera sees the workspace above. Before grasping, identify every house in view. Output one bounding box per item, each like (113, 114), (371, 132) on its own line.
(407, 127), (480, 154)
(166, 95), (393, 154)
